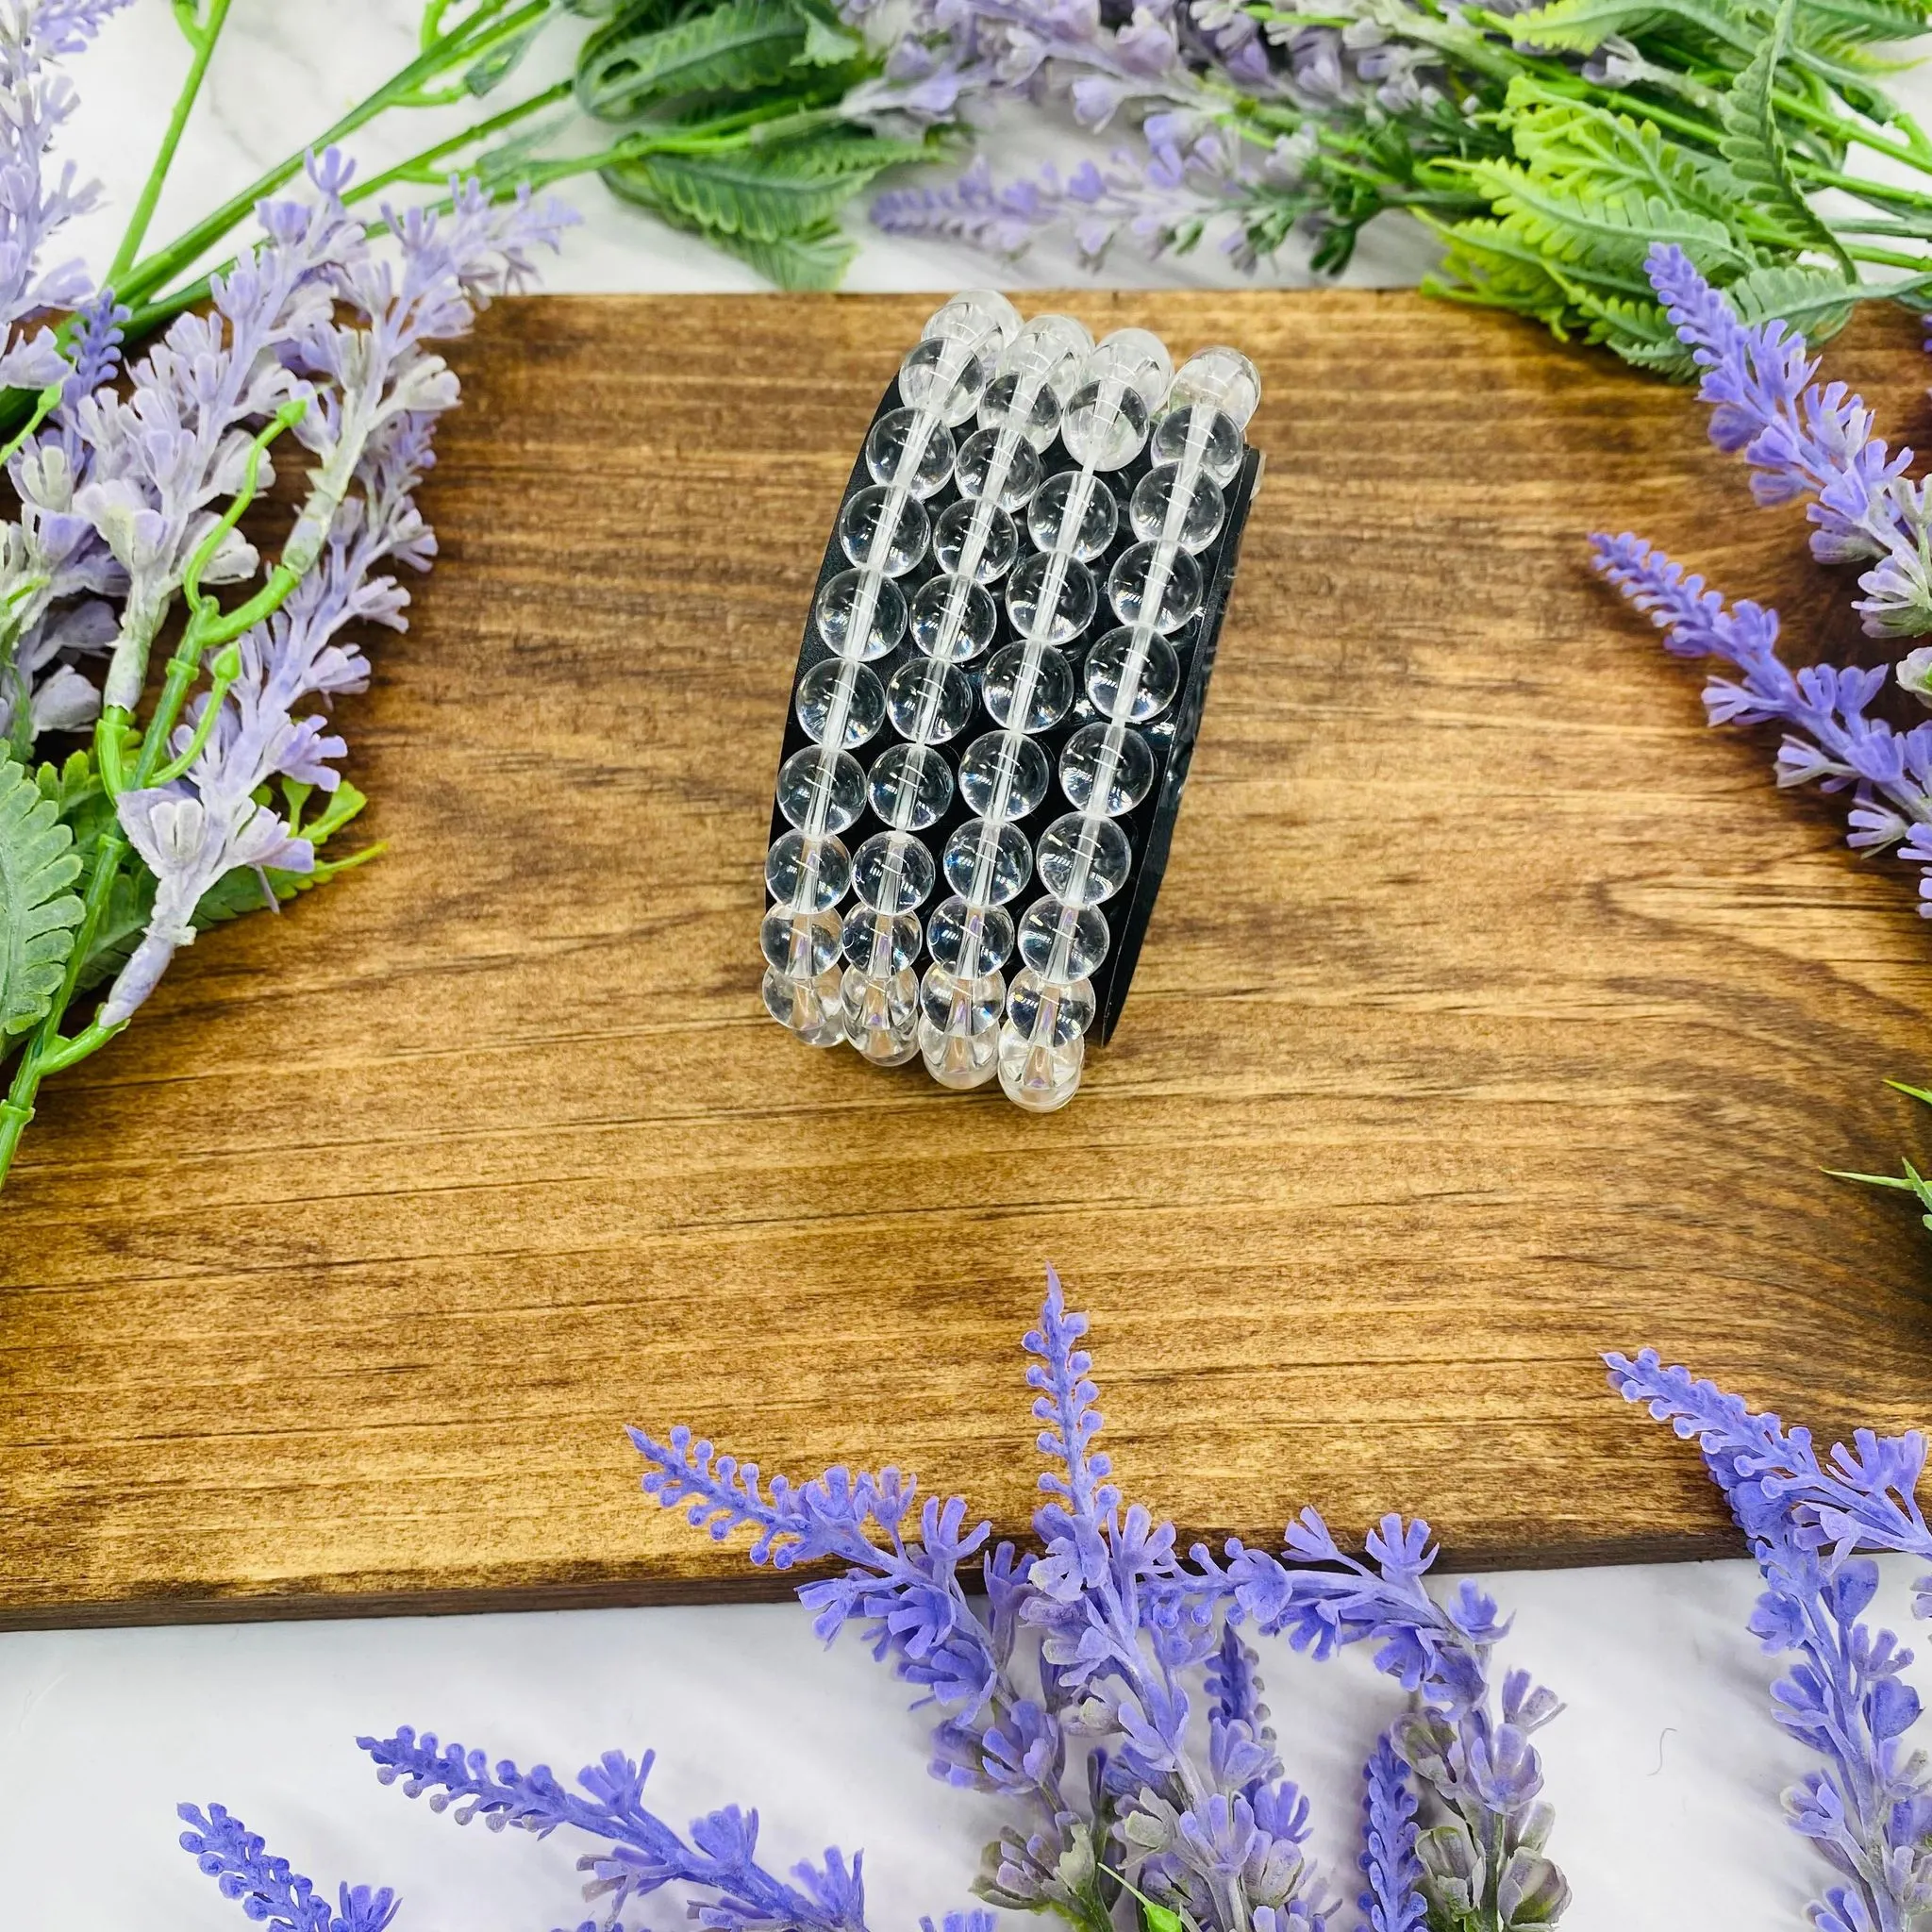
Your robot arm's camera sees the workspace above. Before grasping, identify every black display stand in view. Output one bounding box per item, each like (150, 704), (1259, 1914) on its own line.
(767, 376), (1262, 1046)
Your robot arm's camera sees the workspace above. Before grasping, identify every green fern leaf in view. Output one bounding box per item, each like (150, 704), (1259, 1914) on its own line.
(0, 754), (82, 1039)
(577, 0), (810, 120)
(710, 221), (856, 289)
(1724, 261), (1858, 339)
(1719, 0), (1844, 260)
(607, 133), (925, 243)
(1501, 80), (1745, 221)
(1507, 0), (1753, 56)
(1796, 0), (1928, 42)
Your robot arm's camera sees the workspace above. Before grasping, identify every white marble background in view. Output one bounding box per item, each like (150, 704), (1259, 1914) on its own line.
(8, 4), (1932, 1928)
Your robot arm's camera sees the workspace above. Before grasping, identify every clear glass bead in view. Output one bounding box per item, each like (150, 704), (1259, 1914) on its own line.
(1151, 404), (1245, 487)
(954, 425), (1043, 510)
(1085, 625), (1179, 723)
(760, 905), (842, 976)
(1059, 721), (1155, 816)
(941, 819), (1031, 906)
(1027, 470), (1117, 561)
(840, 485), (929, 577)
(1130, 463), (1225, 553)
(794, 658), (884, 748)
(1007, 552), (1096, 646)
(958, 729), (1050, 824)
(1001, 312), (1092, 408)
(1036, 811), (1132, 905)
(866, 408), (956, 498)
(926, 891), (1017, 972)
(765, 830), (849, 911)
(924, 289), (1023, 353)
(1007, 963), (1096, 1042)
(763, 962), (845, 1047)
(975, 372), (1061, 449)
(897, 336), (992, 427)
(1168, 344), (1260, 431)
(775, 744), (864, 832)
(919, 965), (1006, 1089)
(981, 641), (1074, 733)
(850, 828), (936, 911)
(815, 567), (906, 659)
(887, 656), (974, 744)
(997, 1021), (1084, 1111)
(842, 961), (922, 1064)
(1060, 378), (1150, 472)
(841, 905), (922, 974)
(934, 499), (1017, 584)
(869, 741), (953, 830)
(1019, 896), (1109, 978)
(1108, 541), (1202, 632)
(909, 575), (997, 663)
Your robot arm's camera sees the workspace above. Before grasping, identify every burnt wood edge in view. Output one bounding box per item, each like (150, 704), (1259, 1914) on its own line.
(0, 1522), (1745, 1632)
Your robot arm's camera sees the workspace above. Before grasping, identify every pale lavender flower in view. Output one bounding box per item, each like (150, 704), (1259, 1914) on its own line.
(1591, 533), (1932, 916)
(96, 160), (570, 1027)
(1609, 1355), (1932, 1930)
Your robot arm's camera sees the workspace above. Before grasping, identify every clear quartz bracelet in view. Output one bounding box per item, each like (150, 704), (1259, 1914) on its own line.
(762, 293), (1262, 1112)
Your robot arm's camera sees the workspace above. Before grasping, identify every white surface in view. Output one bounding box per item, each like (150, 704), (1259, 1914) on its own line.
(7, 6), (1931, 1928)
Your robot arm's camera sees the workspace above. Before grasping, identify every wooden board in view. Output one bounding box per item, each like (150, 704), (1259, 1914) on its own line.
(6, 289), (1932, 1630)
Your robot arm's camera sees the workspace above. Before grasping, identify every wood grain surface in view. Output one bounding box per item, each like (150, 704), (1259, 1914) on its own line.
(5, 289), (1932, 1630)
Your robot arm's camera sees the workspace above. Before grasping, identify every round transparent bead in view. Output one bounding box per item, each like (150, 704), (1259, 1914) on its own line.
(942, 818), (1031, 906)
(887, 657), (974, 744)
(850, 828), (936, 911)
(1130, 463), (1225, 553)
(1085, 625), (1179, 723)
(1091, 327), (1175, 408)
(982, 641), (1074, 733)
(794, 658), (884, 748)
(1059, 721), (1155, 816)
(1151, 404), (1245, 487)
(954, 425), (1043, 510)
(1108, 541), (1202, 633)
(840, 485), (929, 577)
(1061, 379), (1150, 471)
(763, 962), (845, 1047)
(924, 289), (1023, 353)
(866, 408), (956, 498)
(934, 499), (1017, 584)
(926, 891), (1017, 972)
(1036, 811), (1132, 906)
(815, 567), (906, 659)
(997, 1020), (1084, 1111)
(1007, 964), (1096, 1041)
(919, 965), (1006, 1088)
(1168, 344), (1261, 431)
(760, 905), (842, 977)
(1002, 312), (1094, 408)
(909, 575), (996, 662)
(974, 374), (1060, 449)
(869, 741), (953, 830)
(1027, 471), (1117, 561)
(765, 830), (850, 911)
(897, 338), (991, 427)
(1018, 896), (1109, 979)
(958, 730), (1050, 824)
(842, 961), (922, 1065)
(1007, 553), (1096, 646)
(776, 744), (865, 833)
(841, 905), (922, 974)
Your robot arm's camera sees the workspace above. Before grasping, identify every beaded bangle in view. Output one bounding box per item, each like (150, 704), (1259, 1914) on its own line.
(762, 293), (1262, 1112)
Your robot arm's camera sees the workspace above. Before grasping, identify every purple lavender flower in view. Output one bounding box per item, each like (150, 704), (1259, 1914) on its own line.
(1610, 1354), (1932, 1929)
(177, 1803), (398, 1932)
(1356, 1739), (1425, 1932)
(1591, 531), (1932, 916)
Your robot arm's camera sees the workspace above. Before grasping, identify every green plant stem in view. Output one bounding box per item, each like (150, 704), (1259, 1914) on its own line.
(112, 0), (548, 308)
(106, 0), (232, 289)
(341, 79), (573, 205)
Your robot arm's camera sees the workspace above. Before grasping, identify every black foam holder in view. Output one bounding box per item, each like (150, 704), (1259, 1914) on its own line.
(766, 375), (1263, 1047)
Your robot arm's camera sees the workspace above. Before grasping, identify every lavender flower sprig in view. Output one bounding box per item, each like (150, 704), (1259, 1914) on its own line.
(177, 1804), (398, 1932)
(1609, 1353), (1932, 1932)
(629, 1271), (1568, 1932)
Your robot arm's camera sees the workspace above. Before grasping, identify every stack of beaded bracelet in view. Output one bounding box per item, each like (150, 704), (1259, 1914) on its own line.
(762, 293), (1262, 1114)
